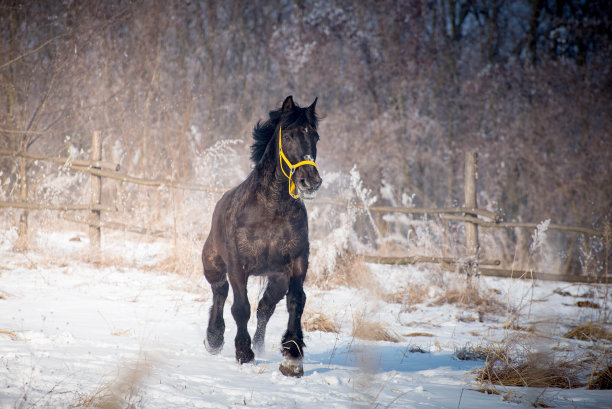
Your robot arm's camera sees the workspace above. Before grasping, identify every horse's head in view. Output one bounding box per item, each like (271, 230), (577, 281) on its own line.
(278, 96), (322, 200)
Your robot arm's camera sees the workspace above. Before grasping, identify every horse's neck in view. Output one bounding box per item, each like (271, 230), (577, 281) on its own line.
(255, 158), (298, 208)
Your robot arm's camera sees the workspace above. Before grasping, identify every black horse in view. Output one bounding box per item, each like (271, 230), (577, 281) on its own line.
(202, 96), (322, 377)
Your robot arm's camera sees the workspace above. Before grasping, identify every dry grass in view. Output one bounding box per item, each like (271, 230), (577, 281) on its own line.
(381, 282), (428, 307)
(454, 344), (489, 361)
(404, 332), (435, 337)
(303, 311), (341, 334)
(328, 253), (381, 290)
(74, 359), (153, 408)
(501, 322), (536, 333)
(151, 239), (202, 279)
(0, 329), (18, 341)
(587, 365), (612, 390)
(475, 331), (589, 390)
(471, 387), (501, 395)
(575, 300), (600, 309)
(564, 322), (612, 342)
(477, 349), (584, 388)
(351, 315), (402, 343)
(431, 278), (503, 315)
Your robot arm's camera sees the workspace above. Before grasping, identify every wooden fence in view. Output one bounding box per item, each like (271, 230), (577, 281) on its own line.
(0, 132), (607, 283)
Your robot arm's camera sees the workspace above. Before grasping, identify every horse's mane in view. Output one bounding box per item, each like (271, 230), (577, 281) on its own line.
(250, 100), (318, 165)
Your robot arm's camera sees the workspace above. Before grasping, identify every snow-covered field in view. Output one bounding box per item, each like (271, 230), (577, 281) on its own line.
(1, 229), (610, 408)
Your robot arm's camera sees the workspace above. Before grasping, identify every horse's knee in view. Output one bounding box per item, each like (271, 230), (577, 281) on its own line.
(211, 280), (229, 297)
(231, 299), (250, 323)
(287, 285), (306, 313)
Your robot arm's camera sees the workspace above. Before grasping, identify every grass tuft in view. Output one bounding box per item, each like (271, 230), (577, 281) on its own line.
(351, 315), (402, 343)
(431, 277), (503, 316)
(454, 344), (489, 361)
(404, 332), (435, 337)
(476, 346), (584, 389)
(303, 311), (341, 334)
(0, 329), (18, 341)
(73, 358), (153, 408)
(564, 322), (612, 342)
(575, 300), (600, 309)
(587, 365), (612, 390)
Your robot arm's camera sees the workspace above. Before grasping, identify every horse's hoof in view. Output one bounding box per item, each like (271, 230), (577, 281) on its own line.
(236, 348), (255, 364)
(279, 357), (304, 378)
(203, 336), (223, 355)
(252, 339), (265, 356)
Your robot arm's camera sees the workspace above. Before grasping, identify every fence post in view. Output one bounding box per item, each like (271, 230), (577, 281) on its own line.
(17, 155), (28, 245)
(89, 131), (102, 253)
(464, 151), (479, 259)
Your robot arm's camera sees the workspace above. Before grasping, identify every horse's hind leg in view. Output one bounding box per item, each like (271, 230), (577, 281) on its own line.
(252, 275), (289, 355)
(203, 249), (228, 355)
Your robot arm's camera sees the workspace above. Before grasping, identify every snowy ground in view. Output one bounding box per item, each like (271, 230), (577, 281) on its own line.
(0, 229), (611, 408)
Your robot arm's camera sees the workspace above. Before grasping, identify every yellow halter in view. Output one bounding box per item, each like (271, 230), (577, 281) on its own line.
(278, 125), (318, 199)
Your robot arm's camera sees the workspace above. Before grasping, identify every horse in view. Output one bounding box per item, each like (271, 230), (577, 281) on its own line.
(202, 96), (322, 377)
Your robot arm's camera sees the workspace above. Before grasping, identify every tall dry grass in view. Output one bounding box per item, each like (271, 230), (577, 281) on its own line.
(74, 358), (155, 409)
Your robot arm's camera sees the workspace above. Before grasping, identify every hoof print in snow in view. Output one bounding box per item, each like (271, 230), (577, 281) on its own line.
(279, 357), (304, 378)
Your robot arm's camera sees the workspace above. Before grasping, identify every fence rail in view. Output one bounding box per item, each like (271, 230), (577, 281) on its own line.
(1, 132), (607, 283)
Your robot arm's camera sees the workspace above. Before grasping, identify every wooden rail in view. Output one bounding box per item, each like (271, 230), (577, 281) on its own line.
(1, 132), (606, 283)
(0, 148), (119, 171)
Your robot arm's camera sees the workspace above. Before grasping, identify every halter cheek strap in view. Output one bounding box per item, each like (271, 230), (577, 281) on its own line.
(278, 126), (318, 199)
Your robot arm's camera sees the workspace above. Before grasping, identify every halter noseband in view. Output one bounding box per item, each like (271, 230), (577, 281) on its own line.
(278, 125), (318, 199)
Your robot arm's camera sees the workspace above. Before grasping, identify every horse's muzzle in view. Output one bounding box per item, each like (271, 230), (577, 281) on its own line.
(296, 172), (322, 200)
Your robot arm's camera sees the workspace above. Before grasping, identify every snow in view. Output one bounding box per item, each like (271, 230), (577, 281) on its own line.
(1, 230), (610, 408)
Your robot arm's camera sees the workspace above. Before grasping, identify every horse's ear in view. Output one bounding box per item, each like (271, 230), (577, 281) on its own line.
(307, 97), (317, 113)
(282, 95), (294, 113)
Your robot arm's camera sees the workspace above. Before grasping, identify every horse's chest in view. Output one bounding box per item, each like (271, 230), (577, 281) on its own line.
(235, 219), (306, 273)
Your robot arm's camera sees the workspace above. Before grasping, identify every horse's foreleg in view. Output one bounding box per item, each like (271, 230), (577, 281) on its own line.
(230, 275), (254, 364)
(253, 275), (289, 355)
(280, 275), (306, 377)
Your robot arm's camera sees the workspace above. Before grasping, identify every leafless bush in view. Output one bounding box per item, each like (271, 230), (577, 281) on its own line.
(1, 0), (610, 278)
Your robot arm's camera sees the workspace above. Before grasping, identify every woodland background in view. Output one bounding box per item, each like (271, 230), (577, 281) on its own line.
(1, 0), (611, 277)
